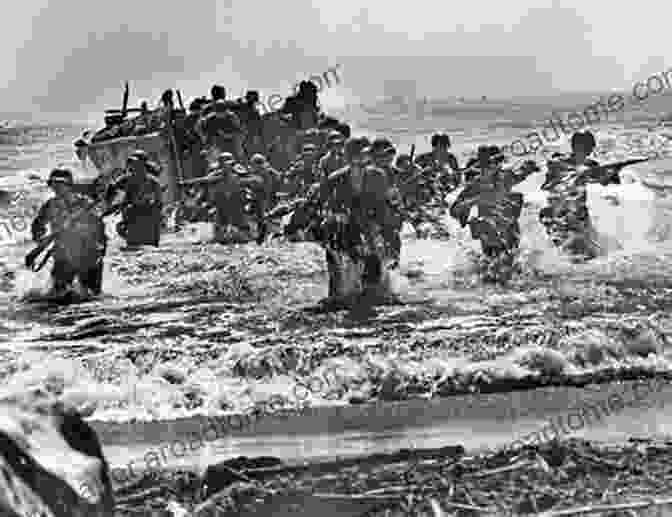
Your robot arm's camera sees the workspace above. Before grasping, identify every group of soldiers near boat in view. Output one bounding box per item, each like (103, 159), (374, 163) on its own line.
(30, 80), (647, 301)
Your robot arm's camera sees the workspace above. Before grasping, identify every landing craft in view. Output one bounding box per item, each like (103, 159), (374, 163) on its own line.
(77, 96), (185, 205)
(75, 82), (323, 208)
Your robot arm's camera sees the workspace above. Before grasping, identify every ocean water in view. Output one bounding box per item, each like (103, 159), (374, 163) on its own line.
(2, 95), (672, 425)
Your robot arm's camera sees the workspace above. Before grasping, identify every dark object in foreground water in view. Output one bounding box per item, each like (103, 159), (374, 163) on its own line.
(0, 392), (113, 516)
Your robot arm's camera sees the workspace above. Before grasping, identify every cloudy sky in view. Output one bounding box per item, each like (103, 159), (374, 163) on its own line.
(1, 0), (669, 120)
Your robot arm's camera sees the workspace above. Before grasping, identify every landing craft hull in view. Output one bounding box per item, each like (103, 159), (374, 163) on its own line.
(85, 131), (186, 204)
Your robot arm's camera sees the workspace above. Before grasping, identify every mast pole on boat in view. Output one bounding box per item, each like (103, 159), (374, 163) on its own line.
(121, 81), (129, 119)
(164, 95), (185, 203)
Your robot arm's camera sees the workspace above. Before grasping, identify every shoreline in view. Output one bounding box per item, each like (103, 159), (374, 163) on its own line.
(88, 367), (672, 429)
(110, 435), (672, 516)
(96, 376), (671, 489)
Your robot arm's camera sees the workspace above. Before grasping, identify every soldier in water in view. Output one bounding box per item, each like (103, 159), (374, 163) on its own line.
(369, 138), (404, 262)
(285, 143), (320, 197)
(462, 144), (507, 184)
(317, 130), (347, 179)
(240, 154), (282, 243)
(539, 130), (621, 261)
(105, 150), (164, 247)
(198, 99), (245, 161)
(30, 168), (107, 296)
(395, 152), (443, 238)
(415, 133), (461, 191)
(285, 137), (403, 304)
(370, 138), (397, 179)
(450, 145), (539, 282)
(206, 152), (250, 242)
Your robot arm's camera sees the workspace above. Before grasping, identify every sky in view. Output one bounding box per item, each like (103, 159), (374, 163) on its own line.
(1, 0), (670, 121)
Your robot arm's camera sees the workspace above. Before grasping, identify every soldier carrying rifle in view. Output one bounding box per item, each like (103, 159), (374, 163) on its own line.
(450, 145), (539, 283)
(105, 149), (163, 247)
(29, 168), (107, 297)
(539, 130), (648, 261)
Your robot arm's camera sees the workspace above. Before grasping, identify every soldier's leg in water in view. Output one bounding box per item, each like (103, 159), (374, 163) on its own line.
(80, 259), (104, 295)
(325, 248), (339, 298)
(51, 259), (76, 292)
(388, 221), (402, 265)
(81, 229), (107, 295)
(150, 206), (162, 246)
(362, 254), (383, 284)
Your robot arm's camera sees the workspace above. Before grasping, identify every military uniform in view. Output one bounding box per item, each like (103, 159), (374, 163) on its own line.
(416, 152), (460, 192)
(285, 157), (318, 196)
(451, 162), (535, 282)
(209, 170), (249, 241)
(240, 156), (281, 242)
(395, 162), (438, 234)
(540, 155), (618, 260)
(281, 137), (402, 302)
(197, 101), (244, 160)
(31, 170), (107, 295)
(320, 160), (403, 269)
(106, 153), (163, 247)
(317, 149), (347, 179)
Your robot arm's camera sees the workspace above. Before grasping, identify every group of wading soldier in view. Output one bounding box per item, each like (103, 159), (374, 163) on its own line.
(35, 75), (645, 300)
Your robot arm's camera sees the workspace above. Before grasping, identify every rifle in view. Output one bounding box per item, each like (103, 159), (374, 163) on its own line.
(179, 174), (224, 187)
(25, 234), (56, 272)
(542, 157), (649, 191)
(24, 196), (126, 272)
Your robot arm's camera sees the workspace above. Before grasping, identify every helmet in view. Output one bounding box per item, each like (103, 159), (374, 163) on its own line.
(431, 133), (451, 148)
(337, 123), (351, 139)
(211, 85), (226, 100)
(234, 164), (250, 175)
(250, 153), (267, 166)
(371, 138), (394, 156)
(218, 152), (235, 162)
(47, 168), (74, 186)
(571, 131), (596, 152)
(189, 99), (205, 112)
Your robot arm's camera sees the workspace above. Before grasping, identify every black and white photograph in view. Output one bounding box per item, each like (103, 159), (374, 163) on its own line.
(2, 1), (672, 515)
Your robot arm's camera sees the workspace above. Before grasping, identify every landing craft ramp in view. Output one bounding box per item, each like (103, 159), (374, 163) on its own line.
(85, 132), (183, 204)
